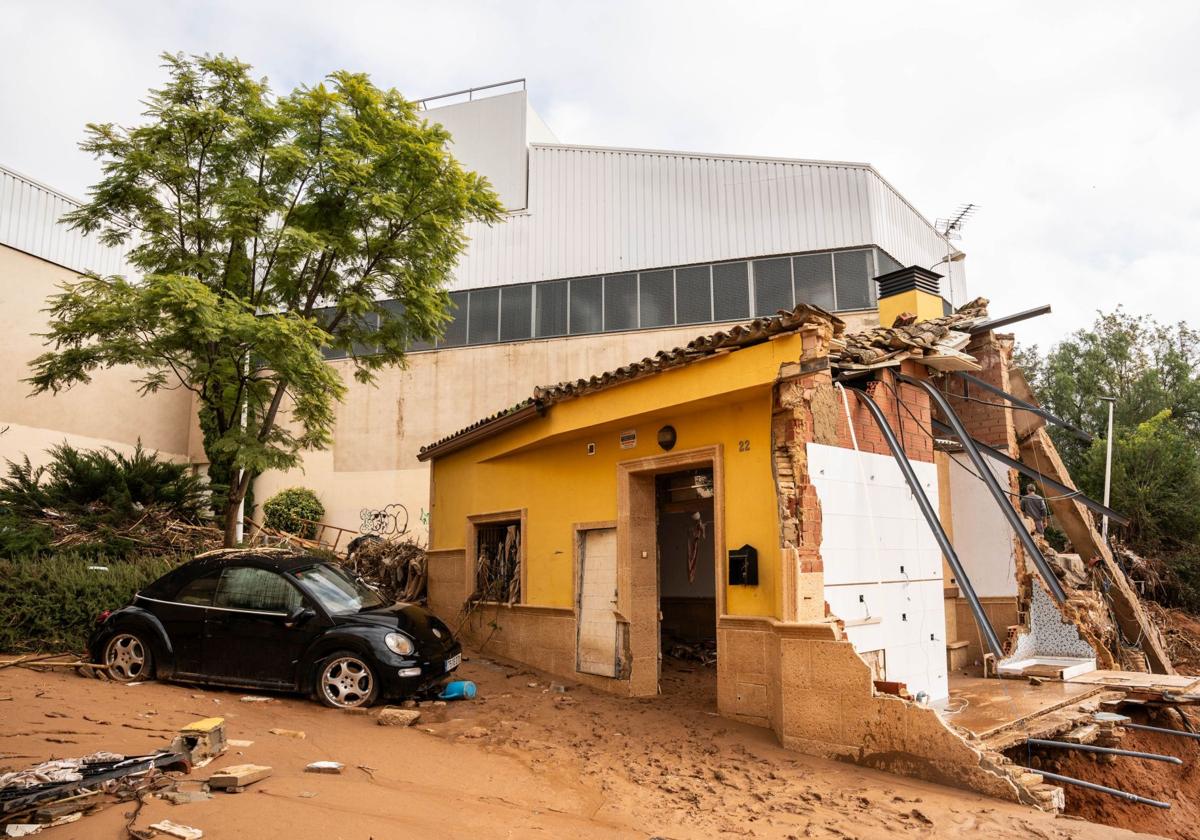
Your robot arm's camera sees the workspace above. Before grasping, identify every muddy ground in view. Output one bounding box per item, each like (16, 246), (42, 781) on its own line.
(0, 653), (1162, 839)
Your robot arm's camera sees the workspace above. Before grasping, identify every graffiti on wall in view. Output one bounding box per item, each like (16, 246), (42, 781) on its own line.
(359, 503), (410, 537)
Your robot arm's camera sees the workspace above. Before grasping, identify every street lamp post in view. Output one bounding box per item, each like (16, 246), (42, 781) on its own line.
(1100, 395), (1116, 543)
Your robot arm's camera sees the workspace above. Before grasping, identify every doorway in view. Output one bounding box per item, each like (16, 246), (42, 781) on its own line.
(610, 445), (723, 697)
(656, 468), (718, 702)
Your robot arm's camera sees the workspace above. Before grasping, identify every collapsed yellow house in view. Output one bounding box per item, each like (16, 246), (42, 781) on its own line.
(418, 266), (1191, 808)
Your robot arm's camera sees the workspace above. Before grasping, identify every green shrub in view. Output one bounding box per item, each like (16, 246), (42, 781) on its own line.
(0, 554), (180, 652)
(262, 487), (324, 538)
(0, 442), (210, 557)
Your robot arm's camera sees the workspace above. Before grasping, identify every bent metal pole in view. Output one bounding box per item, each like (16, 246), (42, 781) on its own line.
(1032, 769), (1171, 810)
(1025, 738), (1183, 765)
(849, 387), (1004, 659)
(897, 374), (1068, 604)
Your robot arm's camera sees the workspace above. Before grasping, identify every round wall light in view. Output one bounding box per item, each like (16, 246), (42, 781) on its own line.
(657, 425), (677, 451)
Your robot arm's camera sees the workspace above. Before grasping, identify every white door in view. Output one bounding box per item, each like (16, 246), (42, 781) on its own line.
(577, 528), (619, 677)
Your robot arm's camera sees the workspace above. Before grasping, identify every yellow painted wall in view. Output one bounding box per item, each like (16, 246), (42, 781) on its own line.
(428, 335), (805, 619)
(877, 289), (944, 329)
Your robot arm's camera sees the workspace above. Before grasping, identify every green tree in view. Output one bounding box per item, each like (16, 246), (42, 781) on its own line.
(26, 53), (502, 545)
(1017, 308), (1200, 478)
(1075, 410), (1200, 550)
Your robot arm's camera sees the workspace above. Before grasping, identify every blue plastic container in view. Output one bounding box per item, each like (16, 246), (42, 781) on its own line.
(439, 679), (477, 700)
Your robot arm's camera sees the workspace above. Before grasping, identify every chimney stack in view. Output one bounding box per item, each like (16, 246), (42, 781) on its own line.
(874, 265), (948, 327)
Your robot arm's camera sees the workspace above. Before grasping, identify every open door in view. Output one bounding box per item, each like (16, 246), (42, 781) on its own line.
(576, 527), (620, 677)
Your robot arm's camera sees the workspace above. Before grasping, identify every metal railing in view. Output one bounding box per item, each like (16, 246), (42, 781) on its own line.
(417, 78), (526, 109)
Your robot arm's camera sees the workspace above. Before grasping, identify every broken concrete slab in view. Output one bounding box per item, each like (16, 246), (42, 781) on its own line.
(207, 764), (272, 791)
(147, 820), (203, 839)
(267, 728), (305, 739)
(304, 761), (344, 774)
(377, 708), (420, 727)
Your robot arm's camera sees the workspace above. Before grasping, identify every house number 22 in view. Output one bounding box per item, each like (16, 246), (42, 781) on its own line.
(738, 439), (750, 452)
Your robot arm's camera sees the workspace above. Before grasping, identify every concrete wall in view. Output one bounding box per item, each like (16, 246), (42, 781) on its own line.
(0, 244), (194, 467)
(421, 90), (546, 212)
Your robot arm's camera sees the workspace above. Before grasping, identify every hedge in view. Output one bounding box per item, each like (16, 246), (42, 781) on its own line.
(0, 554), (179, 653)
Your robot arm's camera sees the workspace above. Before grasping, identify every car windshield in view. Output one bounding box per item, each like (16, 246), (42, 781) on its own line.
(292, 564), (386, 614)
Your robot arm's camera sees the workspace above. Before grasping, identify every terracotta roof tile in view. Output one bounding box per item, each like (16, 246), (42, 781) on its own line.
(418, 298), (991, 460)
(418, 305), (842, 460)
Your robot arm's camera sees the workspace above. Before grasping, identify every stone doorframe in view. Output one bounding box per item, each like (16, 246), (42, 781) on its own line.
(615, 444), (725, 697)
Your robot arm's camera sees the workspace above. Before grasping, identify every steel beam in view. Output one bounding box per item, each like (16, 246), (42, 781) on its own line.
(1032, 769), (1171, 809)
(1026, 738), (1182, 764)
(967, 304), (1052, 335)
(930, 418), (1130, 527)
(898, 374), (1069, 603)
(1124, 721), (1200, 741)
(849, 388), (1004, 658)
(951, 371), (1092, 443)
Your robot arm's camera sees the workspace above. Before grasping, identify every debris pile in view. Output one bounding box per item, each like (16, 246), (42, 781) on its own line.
(31, 505), (223, 555)
(346, 536), (428, 603)
(665, 638), (717, 667)
(0, 749), (189, 832)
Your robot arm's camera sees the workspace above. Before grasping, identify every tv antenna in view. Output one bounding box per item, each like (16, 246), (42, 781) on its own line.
(935, 203), (978, 241)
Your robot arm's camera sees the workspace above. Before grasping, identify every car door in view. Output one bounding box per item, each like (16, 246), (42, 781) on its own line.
(204, 566), (310, 687)
(149, 567), (221, 676)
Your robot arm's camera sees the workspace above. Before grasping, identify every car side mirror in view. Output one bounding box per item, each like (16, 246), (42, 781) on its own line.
(285, 606), (316, 628)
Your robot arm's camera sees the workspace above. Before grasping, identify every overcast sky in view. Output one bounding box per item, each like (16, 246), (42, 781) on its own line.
(3, 1), (1197, 349)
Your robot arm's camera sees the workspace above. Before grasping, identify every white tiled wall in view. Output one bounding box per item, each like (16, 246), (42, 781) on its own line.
(808, 443), (949, 702)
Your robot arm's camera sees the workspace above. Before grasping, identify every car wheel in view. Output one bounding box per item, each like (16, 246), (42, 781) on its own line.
(315, 652), (378, 709)
(104, 632), (153, 682)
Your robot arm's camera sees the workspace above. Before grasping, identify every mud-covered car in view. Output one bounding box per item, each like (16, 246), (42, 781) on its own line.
(88, 548), (461, 708)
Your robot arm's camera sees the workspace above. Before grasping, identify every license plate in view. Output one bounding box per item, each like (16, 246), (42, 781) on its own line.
(445, 653), (461, 672)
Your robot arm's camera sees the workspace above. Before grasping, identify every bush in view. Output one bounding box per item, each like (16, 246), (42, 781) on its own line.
(262, 487), (324, 539)
(0, 442), (210, 557)
(0, 554), (179, 652)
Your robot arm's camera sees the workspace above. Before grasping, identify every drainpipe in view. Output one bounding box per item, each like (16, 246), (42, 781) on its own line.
(897, 374), (1068, 604)
(849, 387), (1004, 659)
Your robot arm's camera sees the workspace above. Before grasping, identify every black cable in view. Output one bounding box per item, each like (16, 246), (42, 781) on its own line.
(877, 379), (1084, 503)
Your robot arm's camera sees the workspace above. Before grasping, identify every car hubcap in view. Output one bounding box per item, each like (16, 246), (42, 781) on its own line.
(105, 634), (146, 681)
(322, 657), (373, 708)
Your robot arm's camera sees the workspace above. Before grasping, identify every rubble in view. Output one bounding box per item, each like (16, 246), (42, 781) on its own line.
(377, 708), (421, 727)
(304, 762), (344, 774)
(170, 718), (227, 768)
(346, 537), (428, 603)
(0, 750), (188, 829)
(268, 728), (305, 739)
(207, 764), (272, 792)
(147, 820), (204, 839)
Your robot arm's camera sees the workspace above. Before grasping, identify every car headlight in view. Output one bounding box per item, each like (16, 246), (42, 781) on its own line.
(385, 633), (415, 656)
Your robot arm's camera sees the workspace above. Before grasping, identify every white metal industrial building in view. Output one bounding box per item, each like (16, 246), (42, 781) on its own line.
(0, 80), (967, 536)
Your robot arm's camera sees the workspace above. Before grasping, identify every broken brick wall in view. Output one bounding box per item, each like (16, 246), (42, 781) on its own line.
(829, 366), (935, 464)
(939, 333), (1031, 644)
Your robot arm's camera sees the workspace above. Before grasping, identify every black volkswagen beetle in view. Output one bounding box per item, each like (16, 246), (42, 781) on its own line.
(88, 548), (462, 708)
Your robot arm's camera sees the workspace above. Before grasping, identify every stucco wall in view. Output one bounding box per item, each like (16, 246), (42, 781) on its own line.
(0, 244), (194, 467)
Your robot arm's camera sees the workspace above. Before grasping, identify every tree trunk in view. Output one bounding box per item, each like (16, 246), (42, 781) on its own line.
(222, 491), (243, 548)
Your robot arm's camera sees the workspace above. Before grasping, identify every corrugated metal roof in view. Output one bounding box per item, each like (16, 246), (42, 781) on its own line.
(448, 144), (960, 302)
(0, 164), (136, 276)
